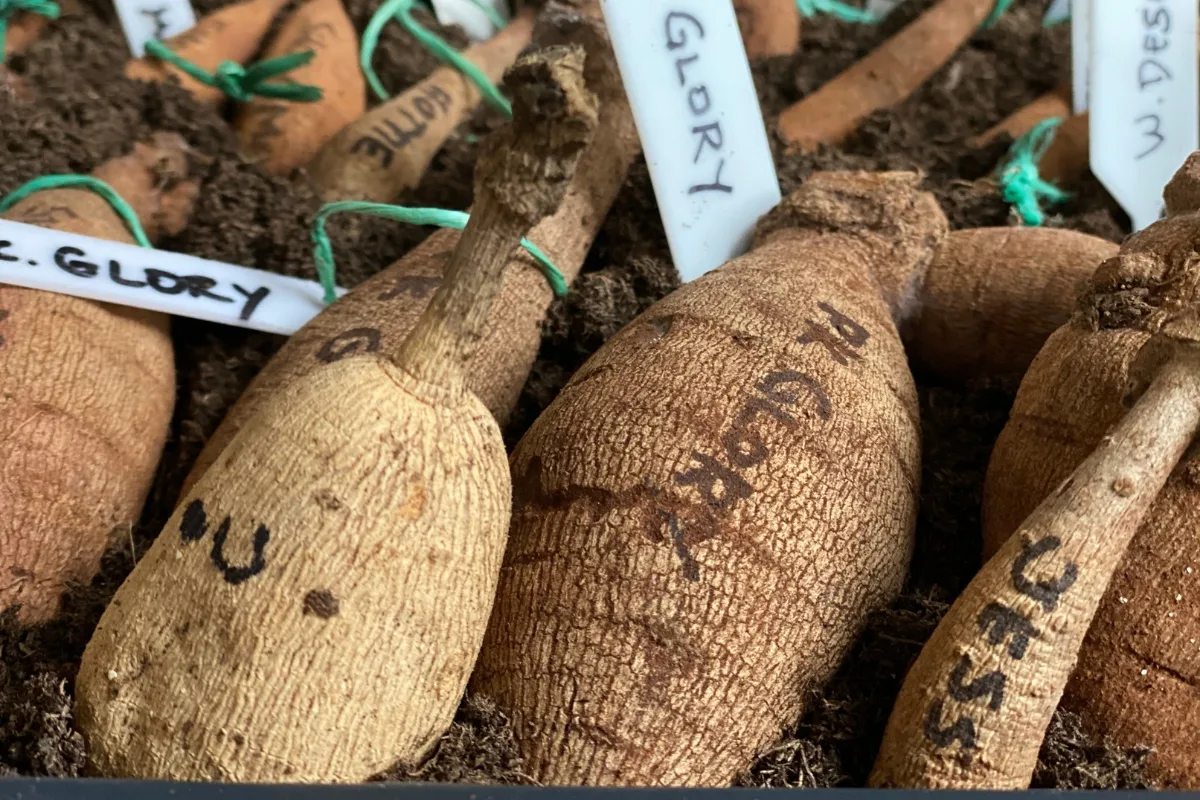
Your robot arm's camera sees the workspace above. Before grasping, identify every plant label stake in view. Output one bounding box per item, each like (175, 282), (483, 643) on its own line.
(429, 0), (507, 41)
(0, 218), (345, 334)
(1071, 0), (1090, 114)
(866, 0), (905, 17)
(1045, 0), (1069, 26)
(599, 0), (780, 282)
(112, 0), (197, 56)
(1090, 0), (1198, 231)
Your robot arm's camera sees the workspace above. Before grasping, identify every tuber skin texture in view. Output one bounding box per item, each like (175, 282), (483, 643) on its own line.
(902, 227), (1118, 384)
(871, 342), (1200, 789)
(971, 81), (1071, 148)
(234, 0), (365, 175)
(733, 0), (800, 60)
(124, 0), (291, 106)
(981, 153), (1200, 786)
(0, 133), (197, 623)
(306, 8), (535, 202)
(469, 171), (949, 786)
(1035, 112), (1089, 186)
(76, 46), (597, 784)
(182, 1), (637, 494)
(777, 0), (1000, 152)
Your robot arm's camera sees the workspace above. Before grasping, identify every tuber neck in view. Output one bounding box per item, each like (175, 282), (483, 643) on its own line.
(392, 193), (518, 392)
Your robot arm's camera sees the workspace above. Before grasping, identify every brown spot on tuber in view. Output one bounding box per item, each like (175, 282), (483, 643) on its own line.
(1112, 477), (1136, 498)
(302, 590), (340, 619)
(313, 489), (343, 510)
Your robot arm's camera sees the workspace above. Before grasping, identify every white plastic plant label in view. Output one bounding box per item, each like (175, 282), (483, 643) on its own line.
(112, 0), (197, 57)
(429, 0), (508, 42)
(865, 0), (905, 18)
(1090, 0), (1199, 231)
(1044, 0), (1070, 27)
(600, 0), (781, 283)
(1071, 0), (1091, 114)
(0, 219), (346, 335)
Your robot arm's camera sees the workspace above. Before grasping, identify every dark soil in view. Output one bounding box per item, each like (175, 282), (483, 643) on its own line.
(0, 0), (1152, 788)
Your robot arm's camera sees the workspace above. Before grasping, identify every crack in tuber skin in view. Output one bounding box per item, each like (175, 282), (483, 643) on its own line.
(981, 150), (1200, 787)
(181, 0), (637, 494)
(233, 0), (366, 176)
(306, 8), (536, 203)
(74, 45), (598, 785)
(872, 340), (1200, 788)
(0, 133), (198, 624)
(124, 0), (291, 106)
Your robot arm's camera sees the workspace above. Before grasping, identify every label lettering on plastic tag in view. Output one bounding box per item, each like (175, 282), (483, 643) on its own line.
(1071, 0), (1091, 113)
(429, 0), (508, 42)
(0, 219), (346, 335)
(865, 0), (905, 18)
(600, 0), (781, 283)
(112, 0), (198, 57)
(1090, 0), (1199, 230)
(1045, 0), (1070, 26)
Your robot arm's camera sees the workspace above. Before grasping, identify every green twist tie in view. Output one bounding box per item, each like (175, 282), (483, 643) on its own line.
(311, 200), (564, 305)
(0, 175), (151, 247)
(0, 0), (59, 62)
(997, 117), (1071, 227)
(360, 0), (511, 116)
(982, 0), (1015, 29)
(142, 39), (323, 103)
(795, 0), (879, 23)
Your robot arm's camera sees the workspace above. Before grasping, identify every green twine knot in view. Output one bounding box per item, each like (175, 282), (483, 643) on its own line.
(795, 0), (879, 24)
(311, 200), (564, 305)
(982, 0), (1014, 29)
(998, 117), (1071, 227)
(0, 175), (151, 247)
(0, 0), (59, 62)
(360, 0), (511, 116)
(142, 39), (323, 103)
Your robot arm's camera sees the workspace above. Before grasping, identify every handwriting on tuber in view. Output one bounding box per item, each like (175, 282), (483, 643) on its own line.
(351, 84), (454, 169)
(922, 536), (1079, 764)
(179, 499), (271, 585)
(667, 302), (868, 581)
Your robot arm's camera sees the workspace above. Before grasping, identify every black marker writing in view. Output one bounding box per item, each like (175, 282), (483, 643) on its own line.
(179, 498), (271, 585)
(665, 9), (733, 195)
(1135, 0), (1173, 161)
(350, 84), (454, 169)
(316, 327), (382, 363)
(141, 6), (171, 38)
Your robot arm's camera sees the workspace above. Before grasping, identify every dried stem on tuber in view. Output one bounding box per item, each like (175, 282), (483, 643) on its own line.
(75, 45), (597, 784)
(183, 1), (636, 492)
(307, 8), (535, 201)
(234, 0), (365, 175)
(871, 343), (1200, 788)
(0, 133), (197, 623)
